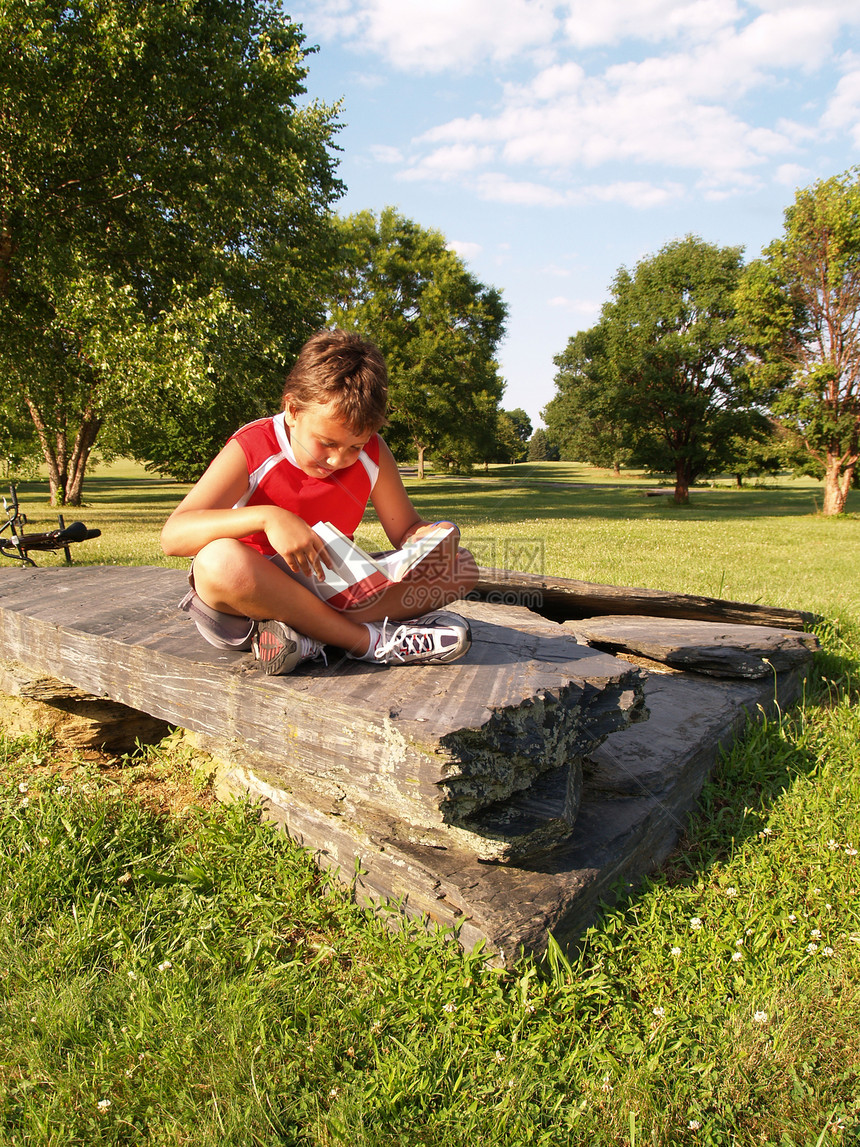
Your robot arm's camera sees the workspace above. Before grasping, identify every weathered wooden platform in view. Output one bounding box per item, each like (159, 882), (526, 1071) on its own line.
(0, 564), (818, 964)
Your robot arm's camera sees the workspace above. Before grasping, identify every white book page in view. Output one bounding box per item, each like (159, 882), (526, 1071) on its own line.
(312, 521), (453, 585)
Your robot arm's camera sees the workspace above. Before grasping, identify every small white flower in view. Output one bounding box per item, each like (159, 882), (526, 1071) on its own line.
(56, 785), (69, 795)
(731, 951), (743, 962)
(652, 1006), (665, 1017)
(18, 782), (28, 794)
(19, 797), (29, 808)
(524, 1003), (536, 1014)
(753, 1011), (768, 1024)
(127, 970), (136, 979)
(670, 946), (682, 957)
(688, 1119), (701, 1130)
(97, 1099), (111, 1112)
(761, 827), (773, 836)
(807, 943), (819, 954)
(117, 872), (132, 885)
(735, 938), (744, 948)
(826, 903), (832, 910)
(788, 914), (797, 923)
(494, 1050), (506, 1063)
(847, 848), (858, 857)
(725, 887), (738, 898)
(827, 839), (840, 851)
(329, 1086), (339, 1099)
(745, 927), (754, 936)
(442, 1003), (456, 1013)
(157, 960), (172, 972)
(689, 917), (703, 931)
(810, 929), (822, 940)
(823, 946), (834, 956)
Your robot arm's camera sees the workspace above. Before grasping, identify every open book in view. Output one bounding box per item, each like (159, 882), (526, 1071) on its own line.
(289, 520), (455, 610)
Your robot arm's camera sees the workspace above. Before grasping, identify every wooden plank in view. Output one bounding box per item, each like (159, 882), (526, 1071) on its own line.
(0, 566), (646, 862)
(474, 567), (816, 630)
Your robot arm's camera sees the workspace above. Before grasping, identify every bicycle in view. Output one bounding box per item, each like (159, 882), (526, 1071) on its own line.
(0, 483), (101, 566)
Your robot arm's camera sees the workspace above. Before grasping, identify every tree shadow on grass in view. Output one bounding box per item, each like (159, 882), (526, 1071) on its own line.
(10, 475), (187, 509)
(402, 477), (852, 525)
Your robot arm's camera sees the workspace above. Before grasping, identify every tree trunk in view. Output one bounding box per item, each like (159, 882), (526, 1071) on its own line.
(612, 460), (621, 477)
(63, 414), (102, 505)
(735, 474), (743, 488)
(417, 444), (426, 481)
(673, 459), (690, 504)
(822, 453), (856, 516)
(24, 396), (101, 506)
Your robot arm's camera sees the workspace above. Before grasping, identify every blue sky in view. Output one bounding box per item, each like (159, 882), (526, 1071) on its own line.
(293, 0), (860, 426)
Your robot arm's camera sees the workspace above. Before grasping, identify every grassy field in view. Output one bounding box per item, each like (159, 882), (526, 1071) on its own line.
(1, 462), (859, 1145)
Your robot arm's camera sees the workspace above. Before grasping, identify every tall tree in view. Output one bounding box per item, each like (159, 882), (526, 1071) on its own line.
(737, 170), (860, 515)
(0, 0), (342, 502)
(600, 236), (766, 503)
(326, 208), (507, 478)
(543, 324), (633, 475)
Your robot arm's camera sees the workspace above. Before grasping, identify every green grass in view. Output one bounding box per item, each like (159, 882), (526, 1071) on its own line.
(1, 461), (859, 1145)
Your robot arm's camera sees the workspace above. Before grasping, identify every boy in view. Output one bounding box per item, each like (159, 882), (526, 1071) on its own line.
(161, 330), (477, 674)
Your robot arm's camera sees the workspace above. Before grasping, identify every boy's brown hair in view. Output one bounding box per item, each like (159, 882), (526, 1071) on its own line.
(281, 329), (388, 436)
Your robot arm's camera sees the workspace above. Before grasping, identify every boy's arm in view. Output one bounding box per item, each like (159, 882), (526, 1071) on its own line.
(160, 440), (327, 578)
(370, 438), (460, 549)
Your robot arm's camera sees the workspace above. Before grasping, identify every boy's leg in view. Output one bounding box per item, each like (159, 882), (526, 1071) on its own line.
(190, 538), (374, 654)
(343, 539), (479, 625)
(190, 536), (477, 660)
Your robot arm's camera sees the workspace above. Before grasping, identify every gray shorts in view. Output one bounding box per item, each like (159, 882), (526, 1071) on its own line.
(178, 554), (290, 651)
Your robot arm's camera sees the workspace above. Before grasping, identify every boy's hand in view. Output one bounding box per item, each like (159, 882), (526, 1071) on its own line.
(409, 520), (460, 543)
(263, 509), (328, 579)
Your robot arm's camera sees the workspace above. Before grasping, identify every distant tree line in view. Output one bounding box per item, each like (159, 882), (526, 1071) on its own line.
(542, 173), (860, 515)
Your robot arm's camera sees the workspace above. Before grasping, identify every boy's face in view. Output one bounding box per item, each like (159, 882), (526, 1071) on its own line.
(284, 399), (372, 479)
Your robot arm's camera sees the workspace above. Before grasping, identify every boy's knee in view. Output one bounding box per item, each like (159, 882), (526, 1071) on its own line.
(454, 547), (479, 596)
(193, 538), (253, 597)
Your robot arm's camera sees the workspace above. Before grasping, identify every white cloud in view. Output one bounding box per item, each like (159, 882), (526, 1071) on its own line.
(548, 296), (603, 318)
(473, 173), (570, 207)
(821, 63), (860, 145)
(302, 0), (558, 73)
(311, 1), (860, 204)
(447, 239), (483, 260)
(368, 144), (403, 164)
(561, 0), (741, 48)
(774, 162), (812, 185)
(470, 173), (685, 208)
(399, 144), (495, 182)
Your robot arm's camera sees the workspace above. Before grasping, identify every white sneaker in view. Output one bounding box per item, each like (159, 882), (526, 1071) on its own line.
(354, 611), (471, 665)
(252, 621), (327, 675)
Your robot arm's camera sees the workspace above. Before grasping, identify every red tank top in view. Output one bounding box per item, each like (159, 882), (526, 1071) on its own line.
(229, 413), (381, 556)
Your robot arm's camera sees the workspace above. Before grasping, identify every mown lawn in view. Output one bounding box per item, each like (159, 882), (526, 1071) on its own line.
(0, 463), (858, 1145)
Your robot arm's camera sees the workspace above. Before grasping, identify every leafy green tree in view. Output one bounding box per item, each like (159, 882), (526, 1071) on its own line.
(543, 324), (633, 475)
(585, 237), (766, 503)
(0, 392), (41, 480)
(489, 408), (532, 464)
(737, 170), (860, 515)
(0, 0), (342, 502)
(526, 428), (559, 462)
(326, 208), (507, 478)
